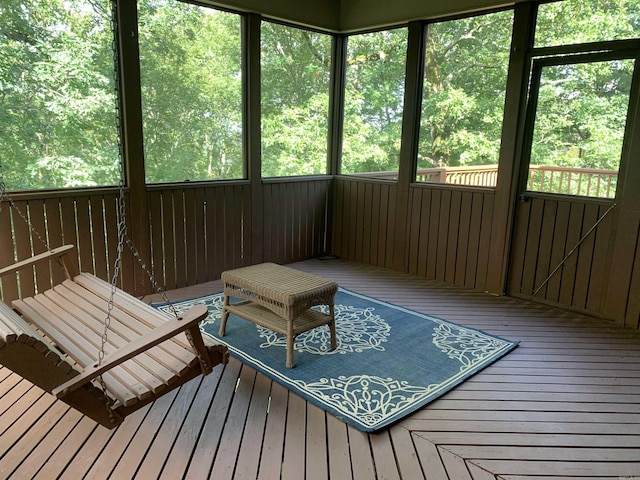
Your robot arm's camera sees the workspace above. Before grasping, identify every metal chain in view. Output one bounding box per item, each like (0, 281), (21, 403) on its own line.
(96, 181), (127, 424)
(124, 234), (207, 361)
(96, 0), (124, 424)
(125, 237), (178, 317)
(101, 181), (126, 358)
(97, 0), (190, 422)
(123, 236), (206, 363)
(0, 165), (49, 250)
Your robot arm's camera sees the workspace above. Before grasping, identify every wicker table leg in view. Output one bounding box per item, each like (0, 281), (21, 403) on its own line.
(329, 304), (337, 350)
(286, 318), (295, 368)
(219, 294), (230, 336)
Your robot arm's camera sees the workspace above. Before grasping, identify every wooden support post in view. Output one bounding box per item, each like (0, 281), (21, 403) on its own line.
(486, 3), (537, 295)
(115, 0), (152, 296)
(245, 13), (265, 266)
(397, 21), (426, 271)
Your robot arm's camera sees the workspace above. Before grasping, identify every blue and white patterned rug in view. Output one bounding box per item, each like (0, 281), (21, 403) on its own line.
(153, 288), (518, 432)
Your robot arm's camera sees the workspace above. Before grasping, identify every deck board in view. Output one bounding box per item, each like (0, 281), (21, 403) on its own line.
(412, 434), (448, 479)
(157, 367), (225, 480)
(282, 392), (307, 480)
(233, 372), (271, 480)
(370, 430), (400, 480)
(389, 426), (425, 480)
(326, 411), (353, 479)
(33, 415), (100, 480)
(305, 404), (329, 480)
(2, 258), (640, 479)
(257, 381), (289, 480)
(183, 357), (242, 480)
(135, 376), (203, 479)
(346, 426), (376, 480)
(210, 365), (256, 480)
(13, 408), (84, 479)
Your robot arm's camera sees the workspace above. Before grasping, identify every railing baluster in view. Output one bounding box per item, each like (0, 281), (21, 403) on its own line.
(557, 171), (563, 194)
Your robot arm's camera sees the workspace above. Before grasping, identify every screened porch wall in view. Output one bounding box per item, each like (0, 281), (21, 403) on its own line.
(0, 178), (332, 305)
(2, 175), (638, 329)
(329, 176), (639, 330)
(330, 178), (497, 293)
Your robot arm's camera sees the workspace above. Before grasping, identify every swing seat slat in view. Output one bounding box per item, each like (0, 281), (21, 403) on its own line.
(48, 281), (189, 386)
(74, 274), (198, 358)
(0, 245), (228, 428)
(1, 300), (82, 388)
(51, 303), (211, 399)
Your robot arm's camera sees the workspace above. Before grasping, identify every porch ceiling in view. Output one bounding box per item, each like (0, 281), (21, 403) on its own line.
(206, 0), (521, 32)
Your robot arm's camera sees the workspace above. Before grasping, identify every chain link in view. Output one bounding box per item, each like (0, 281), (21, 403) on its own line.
(124, 233), (207, 362)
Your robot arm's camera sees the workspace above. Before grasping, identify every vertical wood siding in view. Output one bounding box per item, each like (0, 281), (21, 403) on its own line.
(603, 207), (640, 329)
(628, 224), (640, 329)
(1, 179), (331, 304)
(331, 178), (399, 269)
(0, 190), (128, 303)
(406, 186), (495, 291)
(507, 195), (614, 318)
(331, 177), (496, 291)
(147, 183), (252, 291)
(148, 179), (330, 289)
(262, 180), (330, 266)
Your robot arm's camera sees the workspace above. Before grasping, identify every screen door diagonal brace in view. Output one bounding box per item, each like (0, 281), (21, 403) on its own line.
(532, 202), (617, 298)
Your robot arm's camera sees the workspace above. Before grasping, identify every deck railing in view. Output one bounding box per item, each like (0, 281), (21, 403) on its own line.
(416, 165), (499, 186)
(353, 164), (618, 198)
(526, 165), (617, 198)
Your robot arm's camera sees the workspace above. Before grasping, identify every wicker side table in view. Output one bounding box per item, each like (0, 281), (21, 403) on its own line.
(219, 263), (338, 368)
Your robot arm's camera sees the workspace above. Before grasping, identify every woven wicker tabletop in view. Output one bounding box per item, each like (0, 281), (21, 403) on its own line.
(221, 263), (338, 319)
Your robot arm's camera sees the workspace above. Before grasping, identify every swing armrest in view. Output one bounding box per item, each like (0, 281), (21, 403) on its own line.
(0, 244), (76, 278)
(52, 304), (209, 399)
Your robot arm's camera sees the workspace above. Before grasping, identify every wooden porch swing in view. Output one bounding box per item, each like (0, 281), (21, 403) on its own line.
(0, 149), (229, 429)
(0, 244), (228, 429)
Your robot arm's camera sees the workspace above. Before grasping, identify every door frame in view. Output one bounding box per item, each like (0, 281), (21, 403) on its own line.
(504, 47), (640, 323)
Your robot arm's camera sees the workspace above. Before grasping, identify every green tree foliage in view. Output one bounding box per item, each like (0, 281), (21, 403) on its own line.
(0, 0), (119, 190)
(531, 60), (634, 172)
(342, 28), (408, 174)
(138, 0), (242, 183)
(419, 10), (513, 170)
(261, 22), (332, 177)
(535, 0), (640, 46)
(1, 0), (639, 191)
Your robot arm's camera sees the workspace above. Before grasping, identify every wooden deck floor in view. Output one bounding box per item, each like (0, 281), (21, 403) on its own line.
(2, 258), (640, 479)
